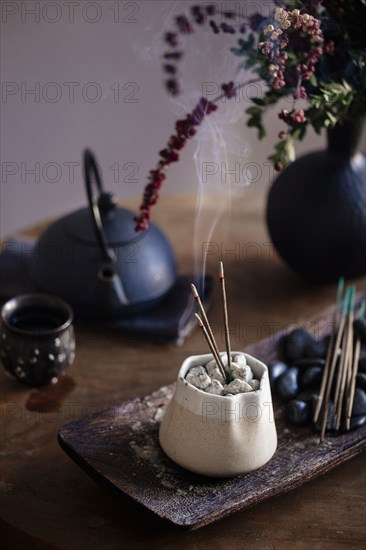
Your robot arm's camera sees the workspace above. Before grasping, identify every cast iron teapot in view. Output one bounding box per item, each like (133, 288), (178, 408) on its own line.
(31, 150), (176, 318)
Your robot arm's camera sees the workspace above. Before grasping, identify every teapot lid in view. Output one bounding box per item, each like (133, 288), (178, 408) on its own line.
(65, 150), (147, 247)
(64, 196), (145, 246)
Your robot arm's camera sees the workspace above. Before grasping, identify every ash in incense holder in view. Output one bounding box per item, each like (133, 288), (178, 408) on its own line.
(159, 263), (277, 477)
(186, 352), (260, 396)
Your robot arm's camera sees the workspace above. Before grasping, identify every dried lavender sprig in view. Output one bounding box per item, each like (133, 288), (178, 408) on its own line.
(134, 80), (257, 232)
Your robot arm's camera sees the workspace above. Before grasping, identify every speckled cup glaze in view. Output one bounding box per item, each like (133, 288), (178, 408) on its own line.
(159, 352), (277, 478)
(0, 294), (75, 386)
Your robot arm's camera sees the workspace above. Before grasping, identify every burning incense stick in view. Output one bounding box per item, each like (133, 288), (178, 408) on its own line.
(194, 313), (227, 382)
(190, 283), (226, 374)
(219, 262), (232, 373)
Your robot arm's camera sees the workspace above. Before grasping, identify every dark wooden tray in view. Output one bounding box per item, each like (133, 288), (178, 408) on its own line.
(58, 305), (366, 530)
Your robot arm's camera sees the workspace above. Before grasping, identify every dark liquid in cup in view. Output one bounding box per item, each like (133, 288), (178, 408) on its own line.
(10, 308), (64, 332)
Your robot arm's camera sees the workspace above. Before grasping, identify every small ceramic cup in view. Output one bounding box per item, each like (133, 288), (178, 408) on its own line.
(0, 293), (75, 386)
(159, 352), (277, 477)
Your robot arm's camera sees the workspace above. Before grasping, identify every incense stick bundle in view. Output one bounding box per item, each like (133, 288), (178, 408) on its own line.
(317, 284), (364, 441)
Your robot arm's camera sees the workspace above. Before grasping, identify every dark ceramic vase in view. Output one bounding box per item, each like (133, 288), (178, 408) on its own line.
(266, 119), (366, 282)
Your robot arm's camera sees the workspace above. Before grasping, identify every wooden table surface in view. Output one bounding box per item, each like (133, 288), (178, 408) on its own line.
(1, 194), (365, 549)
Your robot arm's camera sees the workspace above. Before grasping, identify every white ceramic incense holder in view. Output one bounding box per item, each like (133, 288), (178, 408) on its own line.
(159, 352), (277, 477)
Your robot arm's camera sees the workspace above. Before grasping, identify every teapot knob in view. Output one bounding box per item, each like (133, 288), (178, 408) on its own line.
(98, 192), (118, 219)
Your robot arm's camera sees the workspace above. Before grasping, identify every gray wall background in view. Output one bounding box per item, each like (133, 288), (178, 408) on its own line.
(1, 0), (325, 238)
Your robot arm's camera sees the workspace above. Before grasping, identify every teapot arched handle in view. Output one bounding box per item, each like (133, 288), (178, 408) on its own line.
(83, 151), (128, 308)
(84, 149), (120, 279)
(84, 149), (115, 271)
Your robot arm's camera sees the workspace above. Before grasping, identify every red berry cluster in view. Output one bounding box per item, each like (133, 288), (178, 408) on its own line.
(293, 85), (307, 100)
(279, 107), (307, 124)
(259, 7), (323, 93)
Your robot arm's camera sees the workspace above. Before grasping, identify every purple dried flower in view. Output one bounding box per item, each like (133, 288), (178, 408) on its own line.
(205, 4), (217, 16)
(221, 81), (236, 99)
(222, 11), (237, 21)
(165, 79), (179, 95)
(220, 22), (236, 34)
(209, 20), (220, 34)
(165, 32), (178, 47)
(163, 64), (176, 75)
(176, 15), (193, 34)
(249, 13), (266, 31)
(191, 6), (205, 24)
(164, 52), (183, 60)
